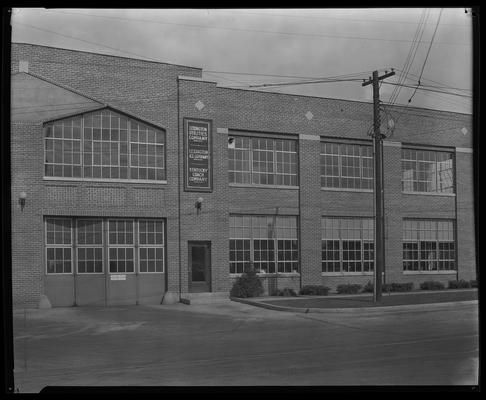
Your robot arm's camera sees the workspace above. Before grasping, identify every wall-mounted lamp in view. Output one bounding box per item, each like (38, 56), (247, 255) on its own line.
(195, 197), (203, 215)
(19, 191), (27, 211)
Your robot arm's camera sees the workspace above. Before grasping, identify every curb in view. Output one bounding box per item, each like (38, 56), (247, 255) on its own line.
(230, 297), (478, 314)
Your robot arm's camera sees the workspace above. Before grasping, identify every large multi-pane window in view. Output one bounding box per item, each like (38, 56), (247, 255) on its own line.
(45, 117), (82, 178)
(77, 219), (103, 273)
(45, 218), (72, 274)
(228, 136), (298, 186)
(401, 148), (454, 193)
(108, 220), (134, 273)
(321, 217), (374, 273)
(45, 218), (165, 274)
(45, 109), (166, 181)
(320, 142), (373, 190)
(403, 219), (456, 271)
(229, 215), (252, 274)
(229, 215), (299, 274)
(138, 220), (164, 273)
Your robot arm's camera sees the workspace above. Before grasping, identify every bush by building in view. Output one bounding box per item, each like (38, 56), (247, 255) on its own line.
(271, 287), (297, 297)
(470, 280), (478, 288)
(362, 281), (374, 293)
(420, 280), (445, 290)
(336, 283), (362, 294)
(299, 285), (330, 296)
(382, 282), (414, 292)
(448, 279), (472, 289)
(230, 270), (264, 298)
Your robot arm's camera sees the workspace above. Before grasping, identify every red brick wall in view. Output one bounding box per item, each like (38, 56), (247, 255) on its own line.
(10, 43), (475, 306)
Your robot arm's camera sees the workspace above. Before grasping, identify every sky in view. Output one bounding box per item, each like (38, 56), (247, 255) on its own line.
(10, 8), (474, 114)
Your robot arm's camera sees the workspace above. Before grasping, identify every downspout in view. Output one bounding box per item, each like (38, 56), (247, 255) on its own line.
(454, 151), (459, 281)
(177, 78), (182, 300)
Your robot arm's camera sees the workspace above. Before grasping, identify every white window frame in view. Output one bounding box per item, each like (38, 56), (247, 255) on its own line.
(76, 219), (104, 275)
(138, 219), (165, 274)
(107, 219), (136, 275)
(45, 218), (74, 275)
(43, 109), (166, 183)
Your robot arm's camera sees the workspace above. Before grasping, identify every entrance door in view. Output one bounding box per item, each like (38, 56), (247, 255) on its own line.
(188, 241), (211, 292)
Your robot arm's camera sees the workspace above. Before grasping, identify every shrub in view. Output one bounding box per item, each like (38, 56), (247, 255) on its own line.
(470, 280), (478, 288)
(230, 269), (264, 298)
(448, 279), (471, 289)
(383, 282), (414, 292)
(272, 287), (297, 297)
(299, 285), (330, 296)
(336, 283), (362, 294)
(420, 280), (445, 290)
(362, 281), (374, 293)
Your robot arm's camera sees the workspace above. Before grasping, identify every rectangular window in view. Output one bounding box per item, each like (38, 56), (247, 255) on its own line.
(229, 215), (251, 274)
(45, 117), (82, 178)
(228, 135), (298, 187)
(45, 109), (166, 181)
(252, 216), (276, 273)
(228, 137), (251, 184)
(45, 218), (166, 274)
(77, 219), (103, 273)
(108, 219), (134, 273)
(321, 217), (374, 273)
(139, 220), (164, 273)
(320, 142), (373, 190)
(402, 219), (456, 271)
(401, 148), (454, 193)
(229, 215), (298, 274)
(46, 218), (72, 274)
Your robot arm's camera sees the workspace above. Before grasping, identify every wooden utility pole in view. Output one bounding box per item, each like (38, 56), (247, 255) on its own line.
(362, 69), (395, 302)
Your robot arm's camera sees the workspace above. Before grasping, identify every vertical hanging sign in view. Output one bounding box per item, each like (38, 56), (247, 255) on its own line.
(184, 119), (212, 192)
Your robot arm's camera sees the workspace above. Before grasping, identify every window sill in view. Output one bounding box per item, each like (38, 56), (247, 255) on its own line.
(43, 177), (168, 185)
(229, 183), (299, 190)
(321, 187), (373, 193)
(230, 272), (300, 277)
(403, 270), (457, 275)
(321, 272), (374, 276)
(402, 191), (455, 197)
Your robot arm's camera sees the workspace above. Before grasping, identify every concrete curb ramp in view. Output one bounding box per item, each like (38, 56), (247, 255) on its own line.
(230, 297), (478, 314)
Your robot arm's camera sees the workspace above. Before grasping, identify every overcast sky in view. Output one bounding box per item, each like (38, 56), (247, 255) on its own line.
(11, 8), (473, 114)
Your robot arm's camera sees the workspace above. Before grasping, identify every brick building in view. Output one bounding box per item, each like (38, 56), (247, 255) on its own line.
(10, 43), (476, 307)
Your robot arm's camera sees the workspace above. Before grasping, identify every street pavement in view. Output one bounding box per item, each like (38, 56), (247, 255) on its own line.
(12, 299), (479, 391)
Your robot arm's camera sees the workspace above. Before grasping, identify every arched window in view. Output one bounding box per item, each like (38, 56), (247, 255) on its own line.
(44, 109), (166, 181)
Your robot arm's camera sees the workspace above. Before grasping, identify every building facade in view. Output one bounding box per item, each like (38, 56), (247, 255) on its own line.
(10, 43), (476, 307)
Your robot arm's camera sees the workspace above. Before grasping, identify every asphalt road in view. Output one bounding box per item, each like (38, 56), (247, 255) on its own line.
(12, 300), (479, 391)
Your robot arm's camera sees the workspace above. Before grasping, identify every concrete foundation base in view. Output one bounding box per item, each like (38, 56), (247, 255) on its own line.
(38, 294), (52, 309)
(161, 292), (180, 305)
(181, 292), (230, 305)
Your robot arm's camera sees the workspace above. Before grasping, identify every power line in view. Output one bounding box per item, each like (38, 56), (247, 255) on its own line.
(217, 8), (470, 27)
(11, 101), (97, 110)
(26, 9), (470, 46)
(395, 69), (472, 95)
(14, 22), (162, 62)
(231, 77), (364, 89)
(408, 8), (444, 104)
(388, 9), (429, 106)
(382, 82), (471, 98)
(203, 69), (373, 80)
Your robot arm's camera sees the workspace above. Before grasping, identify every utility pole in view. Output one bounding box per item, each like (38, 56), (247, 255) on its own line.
(362, 69), (395, 302)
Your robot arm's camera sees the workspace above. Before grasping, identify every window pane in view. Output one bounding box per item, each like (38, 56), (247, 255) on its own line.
(401, 148), (454, 193)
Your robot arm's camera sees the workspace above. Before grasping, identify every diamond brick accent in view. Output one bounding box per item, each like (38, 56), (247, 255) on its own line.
(195, 100), (205, 111)
(305, 111), (313, 120)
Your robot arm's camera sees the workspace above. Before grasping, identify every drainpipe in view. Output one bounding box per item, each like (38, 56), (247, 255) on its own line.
(177, 78), (182, 300)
